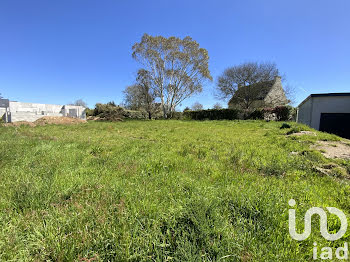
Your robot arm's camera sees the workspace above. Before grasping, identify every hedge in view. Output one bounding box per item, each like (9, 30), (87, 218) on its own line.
(183, 109), (241, 120)
(89, 103), (295, 122)
(183, 106), (295, 121)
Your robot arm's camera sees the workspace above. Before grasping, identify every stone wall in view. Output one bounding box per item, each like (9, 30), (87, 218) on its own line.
(264, 77), (288, 107)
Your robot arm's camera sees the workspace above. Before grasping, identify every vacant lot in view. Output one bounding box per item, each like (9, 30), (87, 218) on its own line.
(0, 120), (349, 261)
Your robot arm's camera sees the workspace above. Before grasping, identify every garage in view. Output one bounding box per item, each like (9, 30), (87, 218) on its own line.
(319, 113), (350, 139)
(297, 93), (350, 139)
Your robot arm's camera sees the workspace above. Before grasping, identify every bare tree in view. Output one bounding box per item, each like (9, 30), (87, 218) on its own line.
(69, 99), (88, 107)
(216, 62), (280, 101)
(183, 106), (191, 112)
(123, 69), (156, 119)
(0, 93), (3, 99)
(283, 84), (296, 105)
(132, 34), (212, 118)
(212, 103), (222, 109)
(191, 102), (203, 111)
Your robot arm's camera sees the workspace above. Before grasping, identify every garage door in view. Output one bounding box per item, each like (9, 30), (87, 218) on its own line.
(319, 113), (350, 139)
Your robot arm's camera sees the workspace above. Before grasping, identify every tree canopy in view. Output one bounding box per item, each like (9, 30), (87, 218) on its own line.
(132, 34), (212, 118)
(216, 62), (280, 101)
(69, 99), (88, 107)
(212, 103), (223, 109)
(191, 102), (203, 111)
(123, 69), (156, 119)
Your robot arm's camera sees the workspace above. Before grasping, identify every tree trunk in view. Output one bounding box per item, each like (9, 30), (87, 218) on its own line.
(160, 96), (167, 119)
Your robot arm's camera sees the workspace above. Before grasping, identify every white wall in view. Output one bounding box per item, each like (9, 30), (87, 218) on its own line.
(62, 105), (86, 120)
(6, 102), (86, 122)
(297, 98), (312, 126)
(310, 96), (350, 129)
(9, 102), (63, 113)
(0, 108), (6, 121)
(298, 96), (350, 130)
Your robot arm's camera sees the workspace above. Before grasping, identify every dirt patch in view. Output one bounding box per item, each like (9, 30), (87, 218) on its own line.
(313, 165), (349, 179)
(34, 116), (86, 125)
(291, 131), (317, 136)
(3, 121), (36, 127)
(87, 116), (123, 122)
(311, 140), (350, 159)
(2, 117), (86, 127)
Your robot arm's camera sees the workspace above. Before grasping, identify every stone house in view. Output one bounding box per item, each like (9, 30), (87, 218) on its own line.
(0, 99), (86, 123)
(228, 76), (288, 109)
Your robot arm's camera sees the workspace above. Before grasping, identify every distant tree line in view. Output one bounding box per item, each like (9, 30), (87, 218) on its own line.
(1, 35), (295, 120)
(60, 35), (295, 121)
(123, 35), (294, 117)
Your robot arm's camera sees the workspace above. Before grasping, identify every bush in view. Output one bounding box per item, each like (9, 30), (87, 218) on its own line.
(246, 109), (264, 120)
(261, 106), (294, 121)
(93, 103), (125, 121)
(171, 112), (184, 120)
(183, 106), (294, 121)
(183, 109), (241, 120)
(123, 110), (148, 119)
(85, 108), (94, 117)
(273, 106), (290, 121)
(91, 103), (150, 121)
(280, 123), (291, 129)
(287, 106), (297, 121)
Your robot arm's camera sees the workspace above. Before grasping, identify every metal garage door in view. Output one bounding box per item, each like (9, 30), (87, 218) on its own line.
(319, 113), (350, 139)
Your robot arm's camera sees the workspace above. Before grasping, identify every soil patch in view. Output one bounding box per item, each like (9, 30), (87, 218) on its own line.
(291, 131), (317, 136)
(2, 117), (86, 127)
(3, 121), (35, 127)
(34, 116), (86, 125)
(311, 140), (350, 159)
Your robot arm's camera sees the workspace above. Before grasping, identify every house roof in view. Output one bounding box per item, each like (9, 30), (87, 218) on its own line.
(298, 93), (350, 107)
(228, 79), (275, 104)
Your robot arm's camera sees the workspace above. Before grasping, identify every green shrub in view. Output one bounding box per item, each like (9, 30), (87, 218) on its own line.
(93, 103), (125, 121)
(246, 109), (264, 120)
(273, 106), (290, 121)
(183, 109), (241, 120)
(171, 112), (184, 120)
(123, 110), (148, 119)
(287, 106), (297, 121)
(92, 103), (149, 120)
(280, 123), (291, 129)
(183, 107), (293, 121)
(85, 108), (94, 117)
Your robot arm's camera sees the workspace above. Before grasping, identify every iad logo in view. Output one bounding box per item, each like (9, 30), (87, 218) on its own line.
(288, 199), (348, 260)
(288, 199), (347, 241)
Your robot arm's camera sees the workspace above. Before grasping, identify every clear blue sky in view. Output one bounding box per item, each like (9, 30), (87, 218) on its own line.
(1, 0), (349, 109)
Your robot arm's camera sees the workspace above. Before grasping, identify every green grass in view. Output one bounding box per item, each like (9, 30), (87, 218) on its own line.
(0, 120), (349, 261)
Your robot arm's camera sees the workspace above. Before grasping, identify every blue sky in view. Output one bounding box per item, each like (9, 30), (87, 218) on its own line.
(0, 0), (349, 109)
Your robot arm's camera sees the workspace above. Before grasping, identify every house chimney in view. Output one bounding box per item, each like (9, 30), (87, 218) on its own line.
(274, 76), (282, 83)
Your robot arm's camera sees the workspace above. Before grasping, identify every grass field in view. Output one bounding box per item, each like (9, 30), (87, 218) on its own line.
(1, 120), (350, 261)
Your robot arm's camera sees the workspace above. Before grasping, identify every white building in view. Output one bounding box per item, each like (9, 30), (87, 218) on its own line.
(297, 93), (350, 139)
(0, 99), (86, 123)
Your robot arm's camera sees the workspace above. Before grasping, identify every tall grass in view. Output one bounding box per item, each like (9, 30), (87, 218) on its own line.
(0, 120), (349, 261)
